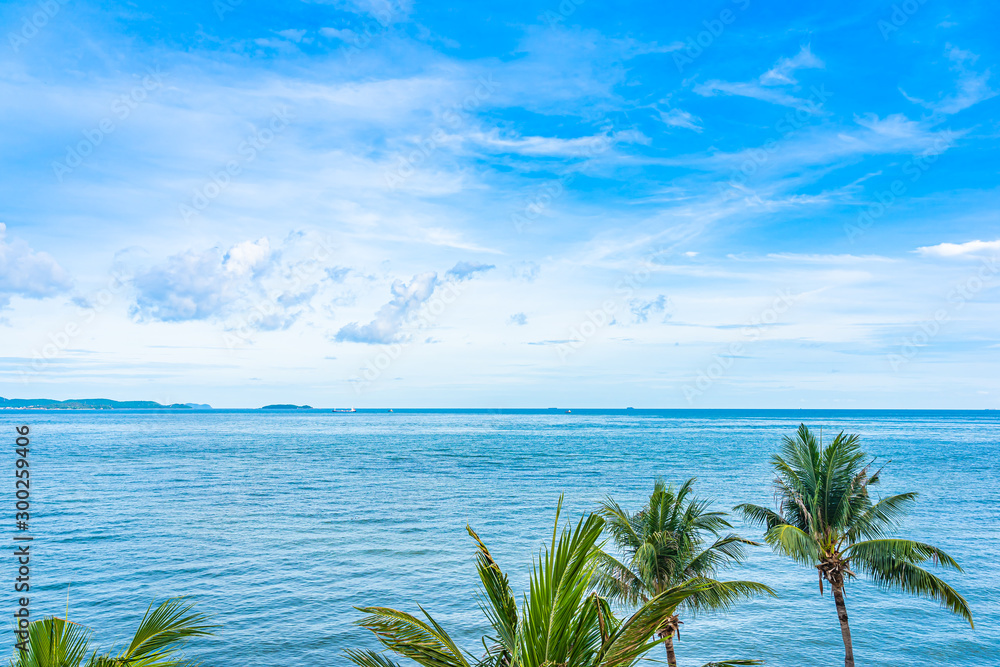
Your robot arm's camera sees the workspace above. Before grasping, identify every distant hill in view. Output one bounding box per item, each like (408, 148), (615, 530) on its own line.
(260, 404), (313, 409)
(0, 397), (199, 410)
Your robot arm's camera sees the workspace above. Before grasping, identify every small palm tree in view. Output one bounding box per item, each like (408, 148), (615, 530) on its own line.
(596, 479), (775, 667)
(347, 498), (763, 667)
(736, 424), (973, 667)
(11, 598), (216, 667)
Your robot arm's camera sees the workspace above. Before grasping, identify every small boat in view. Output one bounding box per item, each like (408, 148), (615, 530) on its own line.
(565, 410), (572, 413)
(332, 408), (356, 413)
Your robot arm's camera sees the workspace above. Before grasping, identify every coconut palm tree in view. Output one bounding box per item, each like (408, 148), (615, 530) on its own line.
(735, 424), (973, 667)
(11, 598), (216, 667)
(595, 479), (775, 667)
(347, 498), (762, 667)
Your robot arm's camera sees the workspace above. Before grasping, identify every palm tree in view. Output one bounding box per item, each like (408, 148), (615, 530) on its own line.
(11, 598), (216, 667)
(735, 424), (973, 667)
(595, 479), (775, 667)
(347, 498), (762, 667)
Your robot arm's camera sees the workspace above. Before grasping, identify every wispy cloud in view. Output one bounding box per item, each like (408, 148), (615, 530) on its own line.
(902, 45), (997, 115)
(694, 45), (826, 111)
(760, 45), (824, 85)
(917, 239), (1000, 258)
(657, 107), (702, 132)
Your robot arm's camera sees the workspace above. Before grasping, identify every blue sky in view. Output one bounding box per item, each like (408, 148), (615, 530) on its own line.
(1, 0), (998, 408)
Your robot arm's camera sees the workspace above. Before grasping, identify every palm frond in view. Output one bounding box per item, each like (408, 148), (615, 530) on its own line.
(116, 598), (216, 665)
(847, 539), (963, 571)
(345, 649), (404, 667)
(597, 580), (706, 667)
(733, 504), (786, 531)
(14, 617), (92, 667)
(468, 525), (517, 658)
(517, 509), (606, 667)
(847, 554), (973, 628)
(679, 578), (777, 615)
(763, 524), (818, 564)
(353, 606), (471, 667)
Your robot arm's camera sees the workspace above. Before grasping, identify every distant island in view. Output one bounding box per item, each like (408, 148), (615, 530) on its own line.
(0, 397), (210, 410)
(260, 404), (313, 409)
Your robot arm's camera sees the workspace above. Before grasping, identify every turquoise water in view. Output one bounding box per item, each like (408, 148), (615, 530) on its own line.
(9, 409), (999, 666)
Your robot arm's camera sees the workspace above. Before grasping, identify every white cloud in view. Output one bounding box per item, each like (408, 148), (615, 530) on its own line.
(657, 108), (702, 132)
(694, 80), (823, 112)
(129, 235), (330, 329)
(319, 27), (356, 41)
(466, 129), (648, 157)
(694, 46), (826, 111)
(276, 29), (307, 43)
(630, 294), (671, 323)
(445, 261), (494, 281)
(760, 45), (824, 86)
(0, 223), (72, 309)
(335, 271), (438, 344)
(224, 238), (271, 277)
(916, 239), (1000, 258)
(903, 45), (996, 115)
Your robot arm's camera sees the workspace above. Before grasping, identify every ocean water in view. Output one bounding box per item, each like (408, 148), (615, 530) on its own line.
(8, 409), (999, 666)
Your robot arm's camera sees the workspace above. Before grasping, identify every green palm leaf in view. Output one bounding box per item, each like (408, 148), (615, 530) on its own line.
(12, 617), (92, 667)
(353, 606), (471, 667)
(344, 649), (403, 667)
(468, 526), (518, 661)
(112, 598), (216, 666)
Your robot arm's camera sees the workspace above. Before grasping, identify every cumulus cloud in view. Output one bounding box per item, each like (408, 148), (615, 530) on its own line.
(508, 312), (528, 326)
(129, 235), (333, 331)
(916, 239), (1000, 258)
(445, 261), (494, 281)
(335, 272), (438, 344)
(0, 223), (72, 309)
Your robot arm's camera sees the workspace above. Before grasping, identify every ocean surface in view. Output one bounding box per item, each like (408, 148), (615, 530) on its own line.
(7, 409), (999, 666)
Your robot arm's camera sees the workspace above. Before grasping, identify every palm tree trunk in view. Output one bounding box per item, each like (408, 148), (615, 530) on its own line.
(663, 633), (677, 667)
(832, 582), (855, 667)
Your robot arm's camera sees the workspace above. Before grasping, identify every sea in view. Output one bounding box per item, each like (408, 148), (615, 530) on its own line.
(8, 409), (999, 666)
